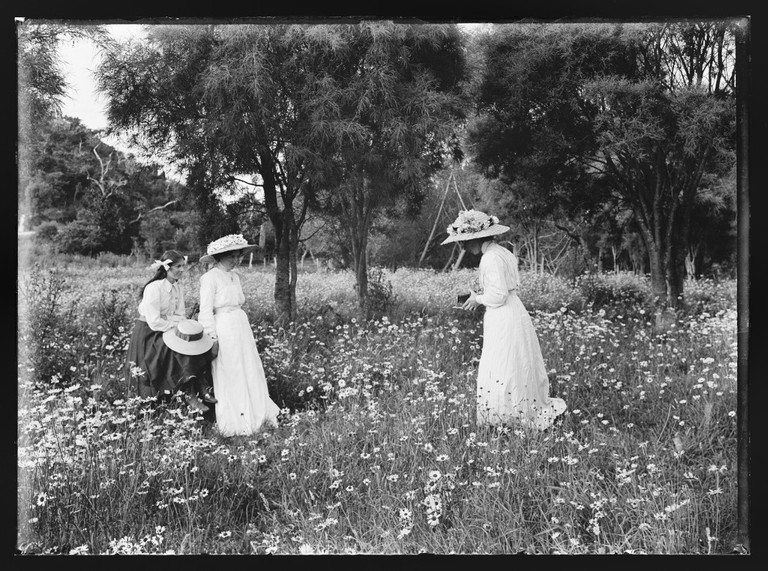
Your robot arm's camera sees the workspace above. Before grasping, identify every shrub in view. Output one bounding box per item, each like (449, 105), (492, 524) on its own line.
(681, 278), (737, 317)
(575, 272), (654, 317)
(94, 288), (133, 347)
(364, 267), (397, 319)
(18, 265), (81, 386)
(34, 221), (60, 243)
(95, 251), (136, 268)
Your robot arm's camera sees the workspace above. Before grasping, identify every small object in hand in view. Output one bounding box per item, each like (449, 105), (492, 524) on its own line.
(452, 293), (471, 309)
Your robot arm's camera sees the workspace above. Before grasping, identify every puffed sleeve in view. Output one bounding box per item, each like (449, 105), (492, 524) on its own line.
(198, 272), (218, 340)
(139, 282), (176, 332)
(475, 252), (508, 308)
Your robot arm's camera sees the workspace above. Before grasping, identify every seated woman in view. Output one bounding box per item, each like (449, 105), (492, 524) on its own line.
(124, 250), (217, 412)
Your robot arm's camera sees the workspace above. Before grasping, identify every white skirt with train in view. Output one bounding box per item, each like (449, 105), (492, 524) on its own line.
(476, 292), (566, 430)
(211, 307), (280, 437)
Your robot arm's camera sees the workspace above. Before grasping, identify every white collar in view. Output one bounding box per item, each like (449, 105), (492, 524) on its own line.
(160, 278), (176, 292)
(481, 240), (493, 254)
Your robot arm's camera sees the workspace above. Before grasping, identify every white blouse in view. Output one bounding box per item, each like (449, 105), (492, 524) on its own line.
(198, 267), (246, 341)
(474, 241), (520, 308)
(138, 279), (186, 332)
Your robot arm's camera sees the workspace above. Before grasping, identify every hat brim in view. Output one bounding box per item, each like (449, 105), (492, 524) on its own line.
(162, 329), (214, 356)
(199, 244), (258, 264)
(440, 224), (510, 245)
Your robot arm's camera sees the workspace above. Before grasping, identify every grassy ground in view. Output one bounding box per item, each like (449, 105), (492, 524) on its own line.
(17, 256), (738, 554)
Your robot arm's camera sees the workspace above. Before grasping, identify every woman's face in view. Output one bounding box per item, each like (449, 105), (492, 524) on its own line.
(166, 261), (186, 282)
(460, 239), (483, 255)
(220, 250), (244, 269)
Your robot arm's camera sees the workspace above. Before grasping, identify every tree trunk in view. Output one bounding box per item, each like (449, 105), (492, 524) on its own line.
(597, 246), (604, 273)
(648, 246), (667, 303)
(288, 217), (299, 322)
(666, 210), (689, 310)
(625, 174), (667, 304)
(258, 148), (298, 324)
(346, 177), (373, 314)
(667, 261), (685, 309)
(349, 220), (369, 312)
(273, 210), (293, 324)
(356, 243), (369, 311)
(685, 240), (700, 283)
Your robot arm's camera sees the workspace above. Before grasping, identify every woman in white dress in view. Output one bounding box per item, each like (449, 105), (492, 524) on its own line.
(198, 234), (280, 437)
(442, 210), (566, 430)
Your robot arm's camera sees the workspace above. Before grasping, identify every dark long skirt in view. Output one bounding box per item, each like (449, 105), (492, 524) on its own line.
(124, 319), (213, 400)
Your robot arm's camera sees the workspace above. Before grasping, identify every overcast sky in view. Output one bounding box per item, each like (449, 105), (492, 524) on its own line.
(54, 21), (490, 184)
(58, 22), (490, 132)
(59, 24), (145, 131)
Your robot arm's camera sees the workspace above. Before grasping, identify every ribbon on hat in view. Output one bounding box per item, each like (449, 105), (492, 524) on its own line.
(150, 258), (173, 272)
(172, 326), (204, 343)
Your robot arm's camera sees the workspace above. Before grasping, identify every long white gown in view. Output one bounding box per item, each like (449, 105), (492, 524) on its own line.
(198, 266), (280, 436)
(474, 242), (566, 430)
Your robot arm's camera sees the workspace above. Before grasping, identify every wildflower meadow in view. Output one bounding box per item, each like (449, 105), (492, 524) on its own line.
(17, 256), (739, 555)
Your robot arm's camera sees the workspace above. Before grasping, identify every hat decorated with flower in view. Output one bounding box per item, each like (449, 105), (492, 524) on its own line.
(441, 209), (510, 245)
(199, 233), (257, 264)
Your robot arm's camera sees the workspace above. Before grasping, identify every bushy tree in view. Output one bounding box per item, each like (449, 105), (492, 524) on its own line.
(22, 115), (195, 256)
(467, 22), (736, 307)
(97, 22), (467, 320)
(17, 21), (111, 231)
(305, 22), (468, 308)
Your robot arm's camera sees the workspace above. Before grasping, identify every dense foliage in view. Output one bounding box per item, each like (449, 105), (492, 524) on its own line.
(466, 23), (737, 306)
(18, 21), (737, 306)
(22, 116), (197, 257)
(94, 23), (468, 321)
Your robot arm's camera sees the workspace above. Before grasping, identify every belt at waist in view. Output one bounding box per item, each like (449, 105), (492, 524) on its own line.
(137, 314), (177, 324)
(136, 315), (168, 322)
(214, 306), (241, 314)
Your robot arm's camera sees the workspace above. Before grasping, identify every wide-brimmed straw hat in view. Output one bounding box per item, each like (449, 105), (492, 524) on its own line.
(198, 233), (257, 264)
(441, 209), (510, 245)
(162, 319), (214, 356)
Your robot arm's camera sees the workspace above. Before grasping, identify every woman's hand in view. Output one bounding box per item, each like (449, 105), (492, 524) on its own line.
(462, 290), (481, 311)
(210, 340), (219, 359)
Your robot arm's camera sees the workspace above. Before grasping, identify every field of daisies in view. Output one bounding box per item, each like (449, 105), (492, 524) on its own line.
(17, 255), (738, 554)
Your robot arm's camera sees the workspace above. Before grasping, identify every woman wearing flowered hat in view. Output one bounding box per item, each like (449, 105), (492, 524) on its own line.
(198, 234), (281, 437)
(442, 210), (566, 430)
(124, 249), (218, 412)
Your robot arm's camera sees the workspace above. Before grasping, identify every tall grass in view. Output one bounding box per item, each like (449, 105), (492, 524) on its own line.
(17, 260), (738, 554)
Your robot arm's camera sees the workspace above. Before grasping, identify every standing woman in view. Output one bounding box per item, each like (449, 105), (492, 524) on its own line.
(442, 210), (566, 430)
(124, 250), (216, 411)
(198, 234), (280, 437)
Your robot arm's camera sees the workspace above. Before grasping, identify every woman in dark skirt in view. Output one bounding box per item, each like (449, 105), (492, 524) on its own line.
(124, 250), (217, 411)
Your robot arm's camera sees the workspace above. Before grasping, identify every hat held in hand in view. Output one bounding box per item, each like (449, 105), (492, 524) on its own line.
(163, 319), (214, 356)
